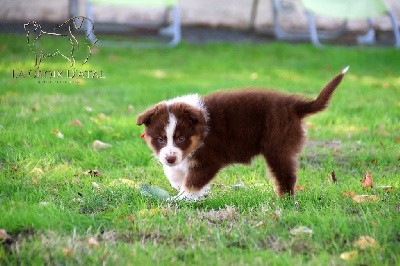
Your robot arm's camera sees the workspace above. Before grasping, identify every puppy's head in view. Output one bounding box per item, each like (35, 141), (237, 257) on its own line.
(137, 102), (207, 166)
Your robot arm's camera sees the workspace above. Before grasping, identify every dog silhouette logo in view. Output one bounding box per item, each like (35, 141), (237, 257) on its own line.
(24, 16), (98, 68)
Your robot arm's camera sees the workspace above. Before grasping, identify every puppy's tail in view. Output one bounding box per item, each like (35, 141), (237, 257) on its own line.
(295, 66), (349, 118)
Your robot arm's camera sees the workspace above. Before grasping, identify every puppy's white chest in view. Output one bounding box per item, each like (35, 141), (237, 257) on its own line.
(163, 159), (189, 190)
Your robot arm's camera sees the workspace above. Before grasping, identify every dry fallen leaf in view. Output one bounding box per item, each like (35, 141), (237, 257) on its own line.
(83, 169), (101, 177)
(92, 182), (101, 189)
(361, 171), (373, 189)
(88, 237), (100, 248)
(352, 195), (378, 203)
(353, 236), (379, 250)
(31, 167), (44, 176)
(294, 185), (306, 192)
(0, 229), (10, 240)
(92, 140), (111, 151)
(340, 250), (358, 261)
(342, 191), (356, 198)
(255, 221), (265, 227)
(62, 248), (73, 256)
(289, 226), (313, 236)
(272, 209), (283, 221)
(69, 119), (83, 127)
(98, 113), (110, 121)
(330, 171), (337, 183)
(52, 129), (64, 139)
(109, 178), (138, 188)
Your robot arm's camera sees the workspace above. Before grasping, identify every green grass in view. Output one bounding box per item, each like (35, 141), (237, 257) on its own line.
(0, 33), (399, 265)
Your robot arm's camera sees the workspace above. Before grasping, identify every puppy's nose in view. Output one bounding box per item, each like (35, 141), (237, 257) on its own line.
(166, 155), (177, 164)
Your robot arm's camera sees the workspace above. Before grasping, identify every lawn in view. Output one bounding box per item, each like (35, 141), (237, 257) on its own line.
(0, 33), (399, 265)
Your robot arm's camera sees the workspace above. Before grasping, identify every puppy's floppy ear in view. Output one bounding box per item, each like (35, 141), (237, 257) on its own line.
(183, 105), (206, 126)
(137, 105), (158, 126)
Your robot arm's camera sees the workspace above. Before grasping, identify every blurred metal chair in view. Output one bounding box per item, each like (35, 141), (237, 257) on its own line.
(72, 0), (181, 47)
(272, 0), (400, 48)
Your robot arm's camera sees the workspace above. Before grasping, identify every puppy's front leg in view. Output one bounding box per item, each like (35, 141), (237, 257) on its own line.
(163, 162), (187, 191)
(172, 163), (219, 201)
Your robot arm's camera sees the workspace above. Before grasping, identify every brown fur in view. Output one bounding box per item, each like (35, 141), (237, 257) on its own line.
(137, 70), (347, 197)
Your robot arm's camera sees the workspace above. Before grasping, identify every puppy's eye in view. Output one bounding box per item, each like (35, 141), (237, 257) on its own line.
(177, 136), (185, 142)
(157, 137), (165, 143)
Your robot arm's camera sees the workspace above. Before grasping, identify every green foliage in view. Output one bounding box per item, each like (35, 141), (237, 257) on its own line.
(0, 34), (399, 265)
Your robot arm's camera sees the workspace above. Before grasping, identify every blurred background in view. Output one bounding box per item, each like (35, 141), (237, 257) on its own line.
(1, 0), (399, 46)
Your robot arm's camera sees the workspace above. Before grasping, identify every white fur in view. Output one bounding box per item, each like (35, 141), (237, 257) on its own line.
(166, 94), (203, 109)
(163, 158), (188, 190)
(172, 184), (211, 201)
(159, 113), (183, 166)
(165, 94), (209, 122)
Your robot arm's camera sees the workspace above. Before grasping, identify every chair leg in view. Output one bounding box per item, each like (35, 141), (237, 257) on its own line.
(357, 18), (376, 45)
(160, 6), (181, 47)
(168, 6), (181, 47)
(387, 11), (400, 48)
(305, 10), (322, 48)
(85, 1), (97, 44)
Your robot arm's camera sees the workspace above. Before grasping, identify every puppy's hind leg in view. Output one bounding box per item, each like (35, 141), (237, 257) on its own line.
(263, 152), (298, 197)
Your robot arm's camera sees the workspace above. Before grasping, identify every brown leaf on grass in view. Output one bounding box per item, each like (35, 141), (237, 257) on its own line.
(0, 229), (10, 240)
(353, 236), (379, 250)
(254, 221), (265, 227)
(342, 191), (356, 198)
(272, 209), (283, 221)
(361, 171), (373, 189)
(330, 171), (337, 183)
(98, 113), (110, 121)
(340, 250), (358, 261)
(396, 137), (400, 143)
(83, 169), (101, 177)
(294, 185), (306, 192)
(62, 248), (73, 256)
(52, 129), (64, 139)
(88, 237), (100, 248)
(92, 140), (111, 151)
(69, 119), (83, 127)
(352, 195), (378, 203)
(92, 182), (101, 189)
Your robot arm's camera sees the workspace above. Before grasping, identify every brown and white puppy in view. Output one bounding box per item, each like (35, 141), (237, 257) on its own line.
(137, 67), (349, 200)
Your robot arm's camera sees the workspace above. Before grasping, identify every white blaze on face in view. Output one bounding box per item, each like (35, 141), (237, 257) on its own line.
(159, 113), (183, 166)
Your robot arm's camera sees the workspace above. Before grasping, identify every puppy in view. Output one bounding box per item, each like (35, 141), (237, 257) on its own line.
(137, 67), (348, 200)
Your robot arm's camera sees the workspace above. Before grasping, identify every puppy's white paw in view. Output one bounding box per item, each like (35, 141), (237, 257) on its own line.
(170, 186), (210, 202)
